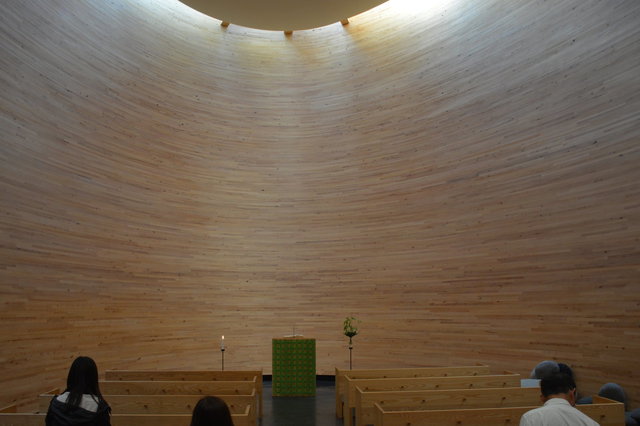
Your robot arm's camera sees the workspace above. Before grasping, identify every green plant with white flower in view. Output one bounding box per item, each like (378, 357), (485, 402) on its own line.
(343, 316), (359, 343)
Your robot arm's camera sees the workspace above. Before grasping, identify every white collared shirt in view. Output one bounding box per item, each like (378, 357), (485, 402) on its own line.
(519, 398), (600, 426)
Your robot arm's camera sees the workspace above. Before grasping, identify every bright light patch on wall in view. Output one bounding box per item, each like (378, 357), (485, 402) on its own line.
(386, 0), (458, 17)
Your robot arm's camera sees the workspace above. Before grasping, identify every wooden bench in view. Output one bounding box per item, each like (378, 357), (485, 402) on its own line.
(104, 369), (263, 417)
(335, 364), (491, 418)
(354, 386), (540, 426)
(38, 390), (257, 425)
(100, 378), (256, 395)
(343, 372), (520, 426)
(0, 403), (252, 426)
(372, 395), (624, 426)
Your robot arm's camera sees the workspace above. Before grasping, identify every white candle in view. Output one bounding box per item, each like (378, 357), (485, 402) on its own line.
(221, 335), (225, 350)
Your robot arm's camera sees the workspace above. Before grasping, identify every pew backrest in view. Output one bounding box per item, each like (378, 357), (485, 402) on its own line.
(105, 369), (262, 382)
(110, 409), (253, 426)
(342, 372), (519, 426)
(0, 412), (43, 426)
(346, 372), (521, 411)
(0, 405), (42, 426)
(100, 378), (256, 395)
(335, 365), (490, 418)
(0, 404), (252, 426)
(355, 386), (540, 426)
(373, 396), (624, 426)
(104, 370), (263, 417)
(38, 390), (256, 424)
(578, 396), (626, 426)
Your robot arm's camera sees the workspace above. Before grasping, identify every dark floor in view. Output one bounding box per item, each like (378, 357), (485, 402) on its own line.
(259, 378), (343, 426)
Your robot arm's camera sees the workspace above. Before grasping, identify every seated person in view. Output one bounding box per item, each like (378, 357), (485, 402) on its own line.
(190, 396), (234, 426)
(519, 372), (599, 426)
(45, 356), (111, 426)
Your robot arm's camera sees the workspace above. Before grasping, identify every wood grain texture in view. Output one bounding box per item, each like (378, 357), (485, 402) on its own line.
(336, 365), (492, 418)
(0, 410), (252, 426)
(37, 393), (256, 423)
(373, 398), (625, 426)
(343, 373), (522, 426)
(355, 387), (542, 426)
(104, 370), (261, 381)
(99, 379), (256, 395)
(344, 384), (541, 426)
(1, 0), (639, 409)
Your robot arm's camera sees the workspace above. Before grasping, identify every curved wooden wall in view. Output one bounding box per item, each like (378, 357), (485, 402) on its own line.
(1, 0), (639, 408)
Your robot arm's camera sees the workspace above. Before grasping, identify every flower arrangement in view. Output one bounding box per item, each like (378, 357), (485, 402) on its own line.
(343, 316), (359, 342)
(343, 316), (360, 369)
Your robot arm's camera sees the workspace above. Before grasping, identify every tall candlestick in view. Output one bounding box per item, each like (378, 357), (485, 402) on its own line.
(220, 335), (225, 371)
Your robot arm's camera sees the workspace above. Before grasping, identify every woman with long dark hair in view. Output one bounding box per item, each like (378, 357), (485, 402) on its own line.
(190, 396), (234, 426)
(45, 356), (111, 426)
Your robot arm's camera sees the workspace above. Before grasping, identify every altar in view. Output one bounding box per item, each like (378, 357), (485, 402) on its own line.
(272, 337), (316, 396)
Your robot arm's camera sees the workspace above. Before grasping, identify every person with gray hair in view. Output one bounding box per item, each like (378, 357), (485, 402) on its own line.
(530, 360), (560, 380)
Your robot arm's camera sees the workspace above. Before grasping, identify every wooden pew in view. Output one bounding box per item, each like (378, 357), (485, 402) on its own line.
(372, 395), (624, 426)
(38, 391), (257, 424)
(335, 364), (491, 418)
(102, 379), (257, 423)
(0, 403), (42, 426)
(100, 378), (256, 395)
(355, 386), (540, 426)
(0, 403), (252, 426)
(105, 369), (263, 417)
(110, 409), (254, 426)
(343, 372), (520, 426)
(104, 369), (262, 381)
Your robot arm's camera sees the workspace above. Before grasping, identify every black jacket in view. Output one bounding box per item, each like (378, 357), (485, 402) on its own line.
(45, 395), (111, 426)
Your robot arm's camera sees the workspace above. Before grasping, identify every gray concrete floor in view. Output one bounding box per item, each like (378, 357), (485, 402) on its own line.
(259, 379), (343, 426)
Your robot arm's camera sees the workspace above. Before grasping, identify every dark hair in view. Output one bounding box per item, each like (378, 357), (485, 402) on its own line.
(558, 362), (574, 379)
(190, 396), (234, 426)
(541, 372), (576, 398)
(65, 356), (104, 408)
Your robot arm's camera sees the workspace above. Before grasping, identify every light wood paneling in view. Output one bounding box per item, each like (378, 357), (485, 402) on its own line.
(373, 396), (625, 426)
(1, 0), (639, 410)
(343, 374), (521, 426)
(355, 387), (542, 426)
(99, 380), (255, 395)
(37, 393), (255, 415)
(0, 406), (253, 426)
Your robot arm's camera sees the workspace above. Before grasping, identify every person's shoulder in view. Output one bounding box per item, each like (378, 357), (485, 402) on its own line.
(524, 403), (548, 414)
(48, 394), (65, 410)
(520, 406), (544, 423)
(559, 403), (600, 426)
(96, 398), (111, 415)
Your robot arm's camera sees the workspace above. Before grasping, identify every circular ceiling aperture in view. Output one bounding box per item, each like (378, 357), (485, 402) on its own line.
(179, 0), (388, 31)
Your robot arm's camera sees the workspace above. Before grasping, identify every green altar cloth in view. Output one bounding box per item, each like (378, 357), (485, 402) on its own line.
(272, 337), (316, 396)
